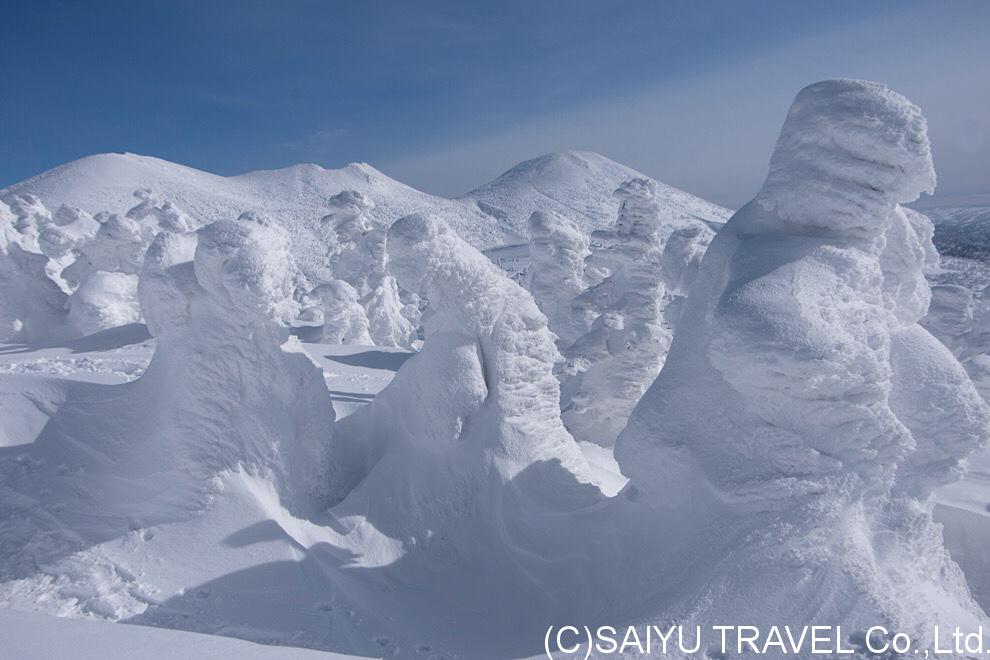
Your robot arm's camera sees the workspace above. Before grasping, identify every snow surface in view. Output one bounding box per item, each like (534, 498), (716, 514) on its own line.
(0, 608), (352, 660)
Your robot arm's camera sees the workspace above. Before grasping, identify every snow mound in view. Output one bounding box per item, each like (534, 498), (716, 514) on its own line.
(304, 280), (373, 345)
(615, 79), (990, 639)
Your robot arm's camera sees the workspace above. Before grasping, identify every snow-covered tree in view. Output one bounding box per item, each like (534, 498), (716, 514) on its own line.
(657, 222), (714, 331)
(330, 212), (600, 508)
(36, 205), (101, 290)
(4, 193), (52, 252)
(62, 213), (147, 335)
(137, 211), (335, 511)
(0, 198), (71, 342)
(615, 79), (990, 639)
(321, 190), (416, 347)
(308, 279), (373, 345)
(559, 178), (672, 447)
(322, 191), (379, 295)
(125, 188), (195, 233)
(61, 191), (193, 336)
(523, 210), (590, 346)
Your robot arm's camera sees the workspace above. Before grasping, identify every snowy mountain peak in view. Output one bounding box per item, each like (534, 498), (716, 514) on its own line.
(1, 152), (512, 251)
(462, 150), (731, 238)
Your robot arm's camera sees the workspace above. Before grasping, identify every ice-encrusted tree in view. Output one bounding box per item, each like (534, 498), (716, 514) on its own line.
(4, 193), (52, 252)
(61, 191), (193, 336)
(657, 222), (714, 330)
(125, 188), (195, 233)
(36, 204), (101, 290)
(614, 79), (990, 639)
(559, 178), (673, 447)
(137, 211), (335, 511)
(322, 190), (379, 296)
(320, 190), (416, 347)
(330, 212), (601, 515)
(62, 213), (149, 335)
(307, 279), (373, 345)
(523, 210), (590, 346)
(0, 198), (71, 342)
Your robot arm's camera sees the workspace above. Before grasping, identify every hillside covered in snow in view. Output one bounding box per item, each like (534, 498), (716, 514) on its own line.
(462, 150), (732, 237)
(2, 150), (732, 254)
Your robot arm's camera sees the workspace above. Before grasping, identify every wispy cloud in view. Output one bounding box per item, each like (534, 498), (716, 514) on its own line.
(379, 3), (990, 207)
(282, 128), (348, 155)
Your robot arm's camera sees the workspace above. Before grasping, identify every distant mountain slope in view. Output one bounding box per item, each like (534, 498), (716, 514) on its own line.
(461, 151), (732, 237)
(923, 204), (990, 262)
(1, 152), (513, 250)
(2, 151), (732, 263)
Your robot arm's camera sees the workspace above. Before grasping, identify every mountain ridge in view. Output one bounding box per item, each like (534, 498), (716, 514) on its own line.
(2, 150), (732, 251)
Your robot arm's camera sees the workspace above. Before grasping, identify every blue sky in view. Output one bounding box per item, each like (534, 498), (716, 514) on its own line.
(2, 0), (988, 207)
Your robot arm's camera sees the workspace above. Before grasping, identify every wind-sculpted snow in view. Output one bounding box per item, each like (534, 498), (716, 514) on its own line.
(524, 210), (590, 346)
(614, 79), (990, 641)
